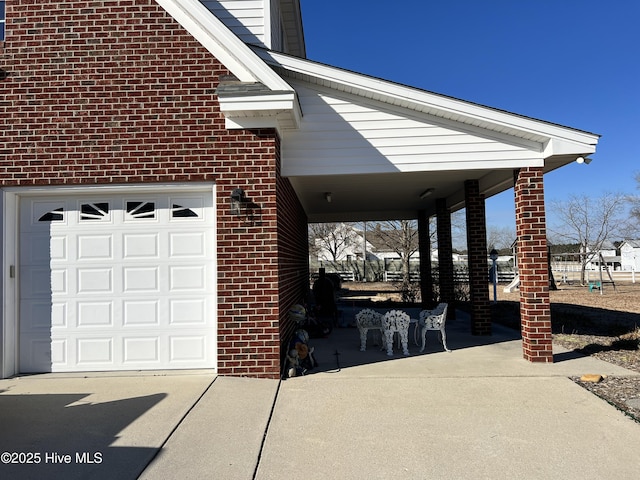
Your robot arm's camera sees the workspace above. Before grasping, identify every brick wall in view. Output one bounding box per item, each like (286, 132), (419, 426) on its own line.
(276, 145), (310, 357)
(514, 167), (553, 362)
(0, 0), (299, 377)
(464, 180), (491, 335)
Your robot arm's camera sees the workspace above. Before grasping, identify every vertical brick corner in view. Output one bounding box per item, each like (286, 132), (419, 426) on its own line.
(464, 180), (491, 335)
(514, 167), (553, 363)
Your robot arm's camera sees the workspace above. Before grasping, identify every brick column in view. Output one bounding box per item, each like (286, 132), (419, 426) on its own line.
(436, 199), (456, 319)
(418, 210), (434, 307)
(514, 167), (553, 362)
(464, 180), (491, 335)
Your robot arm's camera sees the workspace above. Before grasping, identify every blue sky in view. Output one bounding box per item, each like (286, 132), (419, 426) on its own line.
(299, 0), (640, 231)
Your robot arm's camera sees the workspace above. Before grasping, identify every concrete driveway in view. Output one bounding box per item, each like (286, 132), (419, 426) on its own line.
(0, 371), (218, 479)
(2, 317), (640, 480)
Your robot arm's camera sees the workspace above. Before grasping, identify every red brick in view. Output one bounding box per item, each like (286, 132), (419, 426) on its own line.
(1, 0), (309, 379)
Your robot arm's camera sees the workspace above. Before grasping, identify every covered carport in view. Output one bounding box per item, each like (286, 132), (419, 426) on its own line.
(250, 48), (600, 362)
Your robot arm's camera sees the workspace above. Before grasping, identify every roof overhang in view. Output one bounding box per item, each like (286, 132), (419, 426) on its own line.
(251, 48), (600, 222)
(156, 0), (301, 133)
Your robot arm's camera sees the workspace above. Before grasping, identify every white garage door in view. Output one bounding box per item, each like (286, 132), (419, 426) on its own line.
(19, 191), (217, 372)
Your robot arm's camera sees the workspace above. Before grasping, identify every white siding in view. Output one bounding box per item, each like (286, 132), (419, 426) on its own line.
(282, 81), (544, 177)
(201, 1), (267, 47)
(621, 243), (640, 271)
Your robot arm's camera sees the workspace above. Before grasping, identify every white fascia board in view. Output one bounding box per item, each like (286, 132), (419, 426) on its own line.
(218, 92), (298, 113)
(254, 49), (600, 149)
(155, 0), (293, 92)
(218, 92), (302, 130)
(543, 137), (597, 157)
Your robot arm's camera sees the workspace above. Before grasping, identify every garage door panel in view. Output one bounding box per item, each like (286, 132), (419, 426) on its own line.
(124, 300), (160, 326)
(52, 303), (67, 327)
(170, 232), (206, 257)
(77, 268), (113, 294)
(77, 234), (113, 260)
(77, 301), (113, 327)
(19, 191), (216, 373)
(124, 266), (159, 292)
(123, 337), (160, 363)
(20, 267), (53, 297)
(170, 335), (207, 362)
(19, 301), (57, 330)
(170, 265), (206, 290)
(170, 299), (206, 325)
(20, 337), (56, 373)
(124, 233), (159, 258)
(77, 337), (113, 365)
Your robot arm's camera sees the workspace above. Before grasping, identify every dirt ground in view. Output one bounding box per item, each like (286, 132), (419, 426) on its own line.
(339, 280), (640, 423)
(500, 281), (640, 423)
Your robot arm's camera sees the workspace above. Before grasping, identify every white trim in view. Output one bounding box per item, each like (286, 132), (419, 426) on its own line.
(155, 0), (293, 92)
(1, 191), (18, 378)
(2, 182), (215, 196)
(1, 183), (217, 378)
(253, 48), (600, 151)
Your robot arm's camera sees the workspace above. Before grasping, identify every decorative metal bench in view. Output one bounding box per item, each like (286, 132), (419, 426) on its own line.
(355, 309), (386, 352)
(417, 303), (450, 353)
(382, 310), (411, 356)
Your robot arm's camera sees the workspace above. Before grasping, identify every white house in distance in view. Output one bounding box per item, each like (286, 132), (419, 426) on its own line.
(620, 240), (640, 271)
(586, 240), (620, 271)
(312, 223), (472, 264)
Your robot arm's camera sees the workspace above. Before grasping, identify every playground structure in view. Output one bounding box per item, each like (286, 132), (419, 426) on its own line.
(503, 275), (520, 293)
(551, 252), (616, 294)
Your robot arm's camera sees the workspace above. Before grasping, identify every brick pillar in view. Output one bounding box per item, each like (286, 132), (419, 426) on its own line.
(514, 167), (553, 362)
(436, 199), (456, 319)
(464, 180), (491, 335)
(418, 210), (434, 307)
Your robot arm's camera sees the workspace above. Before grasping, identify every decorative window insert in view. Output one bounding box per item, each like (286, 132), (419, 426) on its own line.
(80, 203), (110, 221)
(38, 208), (64, 222)
(126, 201), (156, 219)
(172, 204), (199, 218)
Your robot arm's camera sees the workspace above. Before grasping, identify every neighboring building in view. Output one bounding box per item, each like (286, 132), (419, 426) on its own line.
(586, 240), (620, 270)
(313, 223), (372, 262)
(620, 240), (640, 271)
(1, 0), (599, 377)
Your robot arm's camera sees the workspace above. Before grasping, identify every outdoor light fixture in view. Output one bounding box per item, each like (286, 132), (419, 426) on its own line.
(576, 156), (592, 165)
(324, 192), (332, 203)
(230, 188), (246, 216)
(419, 188), (435, 199)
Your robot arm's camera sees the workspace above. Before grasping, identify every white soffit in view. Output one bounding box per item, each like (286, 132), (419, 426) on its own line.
(253, 48), (600, 155)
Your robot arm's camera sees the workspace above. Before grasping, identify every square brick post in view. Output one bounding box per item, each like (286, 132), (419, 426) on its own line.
(514, 167), (553, 362)
(436, 199), (456, 319)
(464, 180), (491, 335)
(418, 210), (434, 307)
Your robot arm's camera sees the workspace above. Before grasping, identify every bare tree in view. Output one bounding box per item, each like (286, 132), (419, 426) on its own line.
(308, 222), (358, 264)
(369, 220), (419, 295)
(549, 192), (627, 284)
(487, 225), (516, 252)
(628, 172), (640, 229)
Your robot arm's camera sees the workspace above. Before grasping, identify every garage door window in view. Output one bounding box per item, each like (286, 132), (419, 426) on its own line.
(127, 201), (156, 220)
(81, 202), (110, 221)
(38, 208), (64, 222)
(172, 204), (199, 218)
